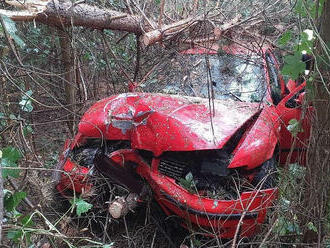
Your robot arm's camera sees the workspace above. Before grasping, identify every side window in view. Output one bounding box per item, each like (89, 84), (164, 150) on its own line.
(266, 53), (282, 105)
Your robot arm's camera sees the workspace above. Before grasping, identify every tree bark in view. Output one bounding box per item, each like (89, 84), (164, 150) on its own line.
(0, 164), (3, 244)
(58, 28), (76, 134)
(302, 1), (330, 245)
(1, 0), (144, 34)
(0, 0), (240, 47)
(140, 17), (197, 46)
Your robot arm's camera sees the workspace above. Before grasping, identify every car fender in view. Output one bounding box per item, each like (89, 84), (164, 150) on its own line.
(228, 106), (280, 170)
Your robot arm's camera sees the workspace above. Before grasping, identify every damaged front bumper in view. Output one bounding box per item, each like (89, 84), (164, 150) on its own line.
(150, 170), (277, 238)
(55, 137), (278, 239)
(55, 138), (93, 197)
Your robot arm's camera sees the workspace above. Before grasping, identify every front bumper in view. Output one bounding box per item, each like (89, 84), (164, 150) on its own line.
(150, 172), (278, 238)
(56, 138), (278, 239)
(55, 139), (92, 197)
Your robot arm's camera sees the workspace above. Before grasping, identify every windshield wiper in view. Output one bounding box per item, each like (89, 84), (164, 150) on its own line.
(211, 81), (243, 102)
(225, 91), (243, 102)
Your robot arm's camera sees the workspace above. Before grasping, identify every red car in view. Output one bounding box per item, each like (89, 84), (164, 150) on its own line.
(55, 43), (311, 238)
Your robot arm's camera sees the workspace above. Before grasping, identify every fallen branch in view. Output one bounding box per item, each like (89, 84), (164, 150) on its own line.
(108, 193), (139, 218)
(140, 17), (198, 46)
(0, 0), (258, 47)
(1, 0), (144, 34)
(213, 14), (242, 37)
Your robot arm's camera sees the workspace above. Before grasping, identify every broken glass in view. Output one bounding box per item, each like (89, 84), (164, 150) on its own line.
(144, 51), (266, 102)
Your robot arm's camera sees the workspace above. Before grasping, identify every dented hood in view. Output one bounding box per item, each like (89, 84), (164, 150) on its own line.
(79, 93), (261, 156)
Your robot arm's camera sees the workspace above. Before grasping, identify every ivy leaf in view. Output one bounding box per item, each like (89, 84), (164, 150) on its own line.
(23, 125), (34, 136)
(7, 228), (31, 244)
(307, 222), (317, 233)
(287, 119), (303, 137)
(4, 191), (27, 212)
(0, 15), (26, 48)
(278, 31), (292, 46)
(6, 215), (34, 244)
(185, 172), (193, 182)
(294, 32), (314, 54)
(21, 214), (34, 228)
(281, 52), (305, 80)
(179, 172), (196, 193)
(70, 198), (93, 216)
(275, 216), (300, 236)
(19, 90), (33, 112)
(1, 146), (21, 178)
(7, 229), (23, 242)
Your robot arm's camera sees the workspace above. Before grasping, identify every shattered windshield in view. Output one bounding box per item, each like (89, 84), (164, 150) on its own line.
(142, 52), (266, 102)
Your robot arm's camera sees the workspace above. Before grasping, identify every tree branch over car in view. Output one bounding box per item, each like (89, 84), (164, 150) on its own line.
(0, 0), (276, 47)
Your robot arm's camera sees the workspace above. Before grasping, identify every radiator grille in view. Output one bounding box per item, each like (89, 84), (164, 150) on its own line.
(158, 159), (188, 180)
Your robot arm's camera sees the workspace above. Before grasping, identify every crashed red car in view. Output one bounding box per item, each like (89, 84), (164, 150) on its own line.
(55, 44), (311, 238)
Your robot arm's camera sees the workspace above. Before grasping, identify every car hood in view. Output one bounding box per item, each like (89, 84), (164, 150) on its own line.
(79, 93), (261, 156)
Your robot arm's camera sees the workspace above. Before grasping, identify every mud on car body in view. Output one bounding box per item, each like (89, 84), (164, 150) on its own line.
(55, 44), (311, 238)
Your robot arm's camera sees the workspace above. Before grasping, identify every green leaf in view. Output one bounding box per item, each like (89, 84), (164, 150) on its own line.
(287, 119), (303, 137)
(185, 172), (193, 182)
(1, 146), (21, 178)
(23, 125), (34, 136)
(2, 146), (21, 162)
(306, 76), (315, 101)
(310, 0), (325, 18)
(281, 52), (305, 80)
(288, 163), (306, 179)
(8, 229), (31, 244)
(6, 215), (34, 244)
(1, 15), (26, 48)
(275, 216), (300, 236)
(294, 32), (314, 54)
(7, 229), (23, 242)
(307, 222), (318, 233)
(9, 114), (17, 120)
(70, 198), (93, 216)
(19, 90), (33, 112)
(4, 191), (27, 212)
(102, 244), (115, 248)
(294, 0), (316, 17)
(294, 0), (305, 16)
(179, 172), (196, 193)
(278, 31), (292, 46)
(0, 112), (7, 130)
(21, 214), (34, 227)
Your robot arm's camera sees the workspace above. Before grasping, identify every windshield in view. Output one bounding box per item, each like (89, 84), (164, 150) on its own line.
(142, 52), (266, 102)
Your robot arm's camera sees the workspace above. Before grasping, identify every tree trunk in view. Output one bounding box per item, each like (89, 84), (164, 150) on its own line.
(58, 28), (76, 135)
(302, 1), (330, 245)
(1, 0), (145, 34)
(0, 0), (241, 47)
(0, 164), (3, 244)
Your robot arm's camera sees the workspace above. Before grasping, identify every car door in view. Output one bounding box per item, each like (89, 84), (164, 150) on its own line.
(276, 81), (312, 165)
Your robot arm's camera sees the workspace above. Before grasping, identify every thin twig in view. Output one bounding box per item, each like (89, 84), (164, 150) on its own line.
(130, 0), (156, 29)
(133, 34), (140, 82)
(158, 0), (166, 27)
(102, 32), (132, 83)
